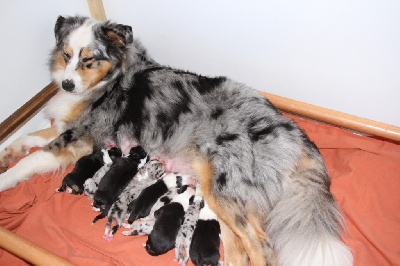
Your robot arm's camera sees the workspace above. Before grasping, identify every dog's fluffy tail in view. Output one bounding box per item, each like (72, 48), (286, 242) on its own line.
(267, 176), (353, 266)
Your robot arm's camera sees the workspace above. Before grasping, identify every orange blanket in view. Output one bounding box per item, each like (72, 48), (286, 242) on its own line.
(1, 114), (399, 265)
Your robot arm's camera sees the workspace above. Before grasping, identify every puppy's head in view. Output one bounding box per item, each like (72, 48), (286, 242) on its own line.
(128, 146), (150, 168)
(92, 190), (109, 210)
(107, 147), (123, 162)
(49, 15), (134, 94)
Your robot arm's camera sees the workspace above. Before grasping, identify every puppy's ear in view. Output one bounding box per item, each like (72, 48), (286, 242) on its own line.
(101, 22), (133, 47)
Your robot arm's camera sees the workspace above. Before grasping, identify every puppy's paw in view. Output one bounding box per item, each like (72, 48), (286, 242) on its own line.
(121, 229), (138, 236)
(103, 233), (114, 242)
(121, 222), (132, 229)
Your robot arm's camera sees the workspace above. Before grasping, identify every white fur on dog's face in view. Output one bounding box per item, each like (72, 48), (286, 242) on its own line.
(52, 21), (112, 95)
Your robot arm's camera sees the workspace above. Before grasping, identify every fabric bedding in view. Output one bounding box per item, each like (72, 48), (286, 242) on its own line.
(0, 113), (399, 266)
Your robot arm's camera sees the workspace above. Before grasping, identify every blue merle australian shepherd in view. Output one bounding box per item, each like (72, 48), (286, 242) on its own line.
(0, 16), (353, 266)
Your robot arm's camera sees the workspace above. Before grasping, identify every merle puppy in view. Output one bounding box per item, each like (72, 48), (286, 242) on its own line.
(175, 193), (203, 265)
(103, 159), (164, 240)
(127, 173), (194, 223)
(190, 201), (221, 266)
(121, 187), (180, 235)
(145, 186), (195, 256)
(57, 147), (122, 195)
(92, 146), (148, 223)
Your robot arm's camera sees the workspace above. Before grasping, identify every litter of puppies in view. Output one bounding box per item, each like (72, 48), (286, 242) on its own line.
(57, 145), (220, 266)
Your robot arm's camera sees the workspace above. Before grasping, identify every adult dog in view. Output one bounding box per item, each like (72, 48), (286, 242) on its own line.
(0, 16), (353, 266)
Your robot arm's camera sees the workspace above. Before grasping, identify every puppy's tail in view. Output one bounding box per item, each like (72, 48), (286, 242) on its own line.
(267, 156), (353, 266)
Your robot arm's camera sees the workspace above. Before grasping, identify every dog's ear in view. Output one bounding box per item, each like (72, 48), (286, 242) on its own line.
(101, 22), (133, 47)
(54, 16), (66, 43)
(54, 15), (87, 45)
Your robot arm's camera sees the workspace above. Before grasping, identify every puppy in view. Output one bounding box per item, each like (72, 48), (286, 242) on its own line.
(127, 173), (195, 223)
(190, 200), (221, 266)
(145, 186), (195, 256)
(121, 187), (180, 235)
(0, 16), (353, 266)
(175, 185), (203, 265)
(83, 147), (122, 197)
(92, 146), (148, 223)
(56, 147), (122, 194)
(102, 159), (164, 240)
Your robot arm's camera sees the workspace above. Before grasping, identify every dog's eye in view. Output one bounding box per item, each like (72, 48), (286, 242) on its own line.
(82, 57), (94, 63)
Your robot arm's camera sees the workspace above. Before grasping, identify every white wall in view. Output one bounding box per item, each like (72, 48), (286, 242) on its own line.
(1, 0), (399, 147)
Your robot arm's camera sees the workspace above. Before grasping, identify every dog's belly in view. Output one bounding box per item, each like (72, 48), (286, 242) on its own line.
(152, 155), (194, 176)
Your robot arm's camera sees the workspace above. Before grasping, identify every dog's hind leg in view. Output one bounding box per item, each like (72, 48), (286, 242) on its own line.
(219, 219), (248, 266)
(193, 157), (276, 266)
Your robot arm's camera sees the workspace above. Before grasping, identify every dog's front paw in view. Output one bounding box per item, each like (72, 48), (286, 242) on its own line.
(0, 137), (30, 173)
(0, 171), (16, 192)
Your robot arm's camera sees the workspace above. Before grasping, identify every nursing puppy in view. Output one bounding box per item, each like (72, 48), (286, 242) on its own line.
(121, 186), (180, 235)
(175, 185), (203, 266)
(92, 146), (148, 223)
(103, 159), (164, 240)
(0, 16), (352, 266)
(145, 186), (195, 256)
(83, 147), (123, 197)
(128, 173), (194, 223)
(56, 147), (122, 194)
(190, 200), (221, 266)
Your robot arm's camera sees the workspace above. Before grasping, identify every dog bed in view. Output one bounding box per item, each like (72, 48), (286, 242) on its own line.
(0, 108), (399, 265)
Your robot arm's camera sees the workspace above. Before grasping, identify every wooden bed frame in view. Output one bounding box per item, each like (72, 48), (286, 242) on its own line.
(0, 0), (399, 264)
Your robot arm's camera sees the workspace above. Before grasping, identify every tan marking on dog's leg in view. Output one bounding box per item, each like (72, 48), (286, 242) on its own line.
(219, 219), (248, 266)
(193, 157), (275, 266)
(247, 212), (277, 266)
(27, 125), (59, 140)
(44, 136), (93, 168)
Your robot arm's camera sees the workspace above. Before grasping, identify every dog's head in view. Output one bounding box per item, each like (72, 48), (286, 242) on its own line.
(50, 15), (149, 94)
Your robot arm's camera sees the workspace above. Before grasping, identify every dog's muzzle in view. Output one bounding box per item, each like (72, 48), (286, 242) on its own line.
(62, 79), (75, 92)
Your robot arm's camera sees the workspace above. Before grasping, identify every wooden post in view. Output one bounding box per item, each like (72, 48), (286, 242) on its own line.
(87, 0), (107, 21)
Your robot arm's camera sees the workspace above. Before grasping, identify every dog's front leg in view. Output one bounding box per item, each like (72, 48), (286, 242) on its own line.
(0, 129), (93, 192)
(0, 126), (59, 173)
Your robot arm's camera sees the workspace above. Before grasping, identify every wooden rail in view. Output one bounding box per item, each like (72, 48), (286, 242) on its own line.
(259, 91), (400, 142)
(0, 82), (58, 144)
(0, 226), (73, 265)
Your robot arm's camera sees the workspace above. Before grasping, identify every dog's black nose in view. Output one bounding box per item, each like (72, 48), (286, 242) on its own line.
(62, 79), (75, 92)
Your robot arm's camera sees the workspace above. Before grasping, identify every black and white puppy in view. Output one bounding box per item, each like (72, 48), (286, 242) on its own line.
(121, 187), (179, 235)
(92, 146), (148, 223)
(145, 186), (195, 256)
(103, 159), (164, 241)
(83, 147), (123, 197)
(127, 173), (195, 223)
(190, 201), (221, 266)
(56, 147), (122, 194)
